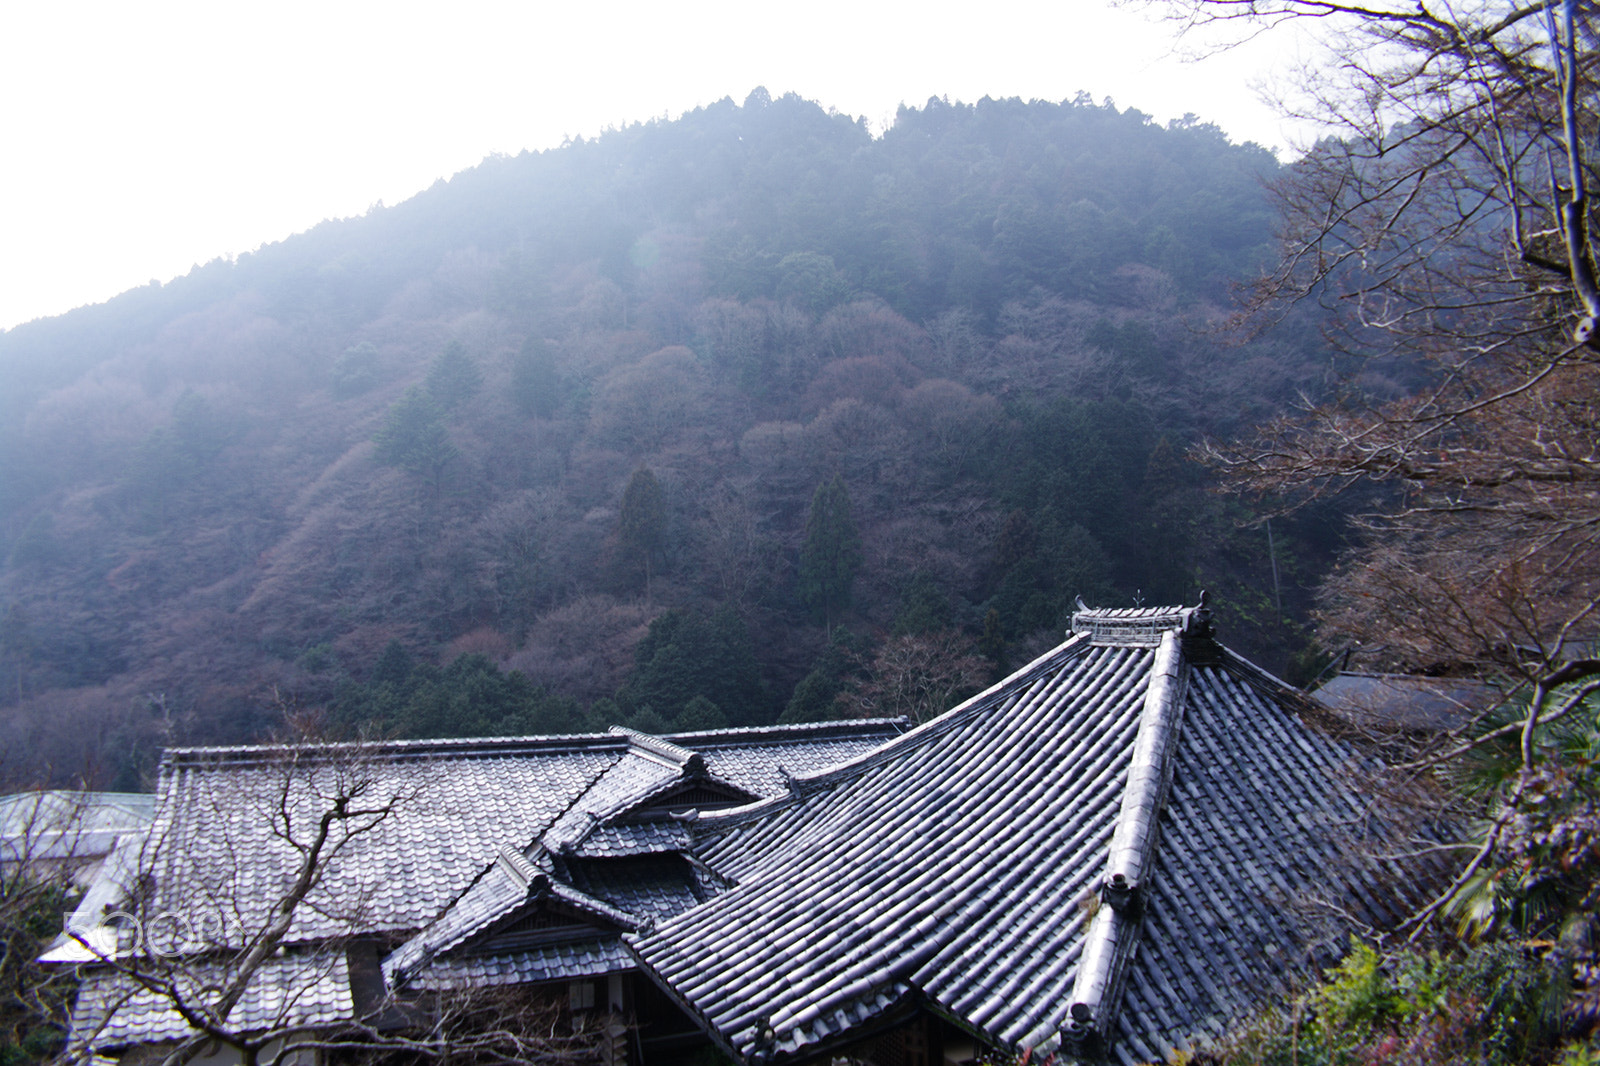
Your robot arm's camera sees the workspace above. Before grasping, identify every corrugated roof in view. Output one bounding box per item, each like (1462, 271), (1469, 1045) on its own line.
(630, 607), (1456, 1065)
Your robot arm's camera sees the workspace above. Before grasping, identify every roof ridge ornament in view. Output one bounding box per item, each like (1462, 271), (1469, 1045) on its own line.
(495, 845), (547, 892)
(1070, 592), (1214, 647)
(608, 725), (702, 770)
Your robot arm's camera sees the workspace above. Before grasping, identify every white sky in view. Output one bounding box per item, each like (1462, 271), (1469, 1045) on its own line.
(0, 1), (1313, 332)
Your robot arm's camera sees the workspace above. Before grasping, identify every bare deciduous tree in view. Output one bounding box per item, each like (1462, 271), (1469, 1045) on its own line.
(59, 725), (604, 1066)
(838, 631), (991, 724)
(1147, 0), (1600, 934)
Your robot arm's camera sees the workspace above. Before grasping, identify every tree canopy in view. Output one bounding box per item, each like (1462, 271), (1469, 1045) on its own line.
(798, 475), (863, 633)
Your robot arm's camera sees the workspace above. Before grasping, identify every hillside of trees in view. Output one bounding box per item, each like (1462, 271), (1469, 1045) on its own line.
(0, 91), (1341, 787)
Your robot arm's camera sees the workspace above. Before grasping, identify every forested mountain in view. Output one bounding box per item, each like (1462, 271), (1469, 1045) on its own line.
(0, 91), (1338, 787)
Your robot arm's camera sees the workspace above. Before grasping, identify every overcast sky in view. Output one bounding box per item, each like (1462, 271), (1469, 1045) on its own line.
(0, 1), (1313, 332)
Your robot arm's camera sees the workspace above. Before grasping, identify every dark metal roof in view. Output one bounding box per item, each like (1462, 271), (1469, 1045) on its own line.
(630, 607), (1455, 1064)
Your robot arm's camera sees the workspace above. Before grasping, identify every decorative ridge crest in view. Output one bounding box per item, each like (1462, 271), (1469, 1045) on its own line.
(608, 725), (702, 770)
(496, 845), (546, 891)
(1070, 591), (1213, 646)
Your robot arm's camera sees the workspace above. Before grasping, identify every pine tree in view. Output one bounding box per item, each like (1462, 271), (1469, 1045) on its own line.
(424, 341), (482, 412)
(511, 337), (559, 419)
(798, 474), (863, 635)
(372, 388), (456, 491)
(618, 468), (667, 600)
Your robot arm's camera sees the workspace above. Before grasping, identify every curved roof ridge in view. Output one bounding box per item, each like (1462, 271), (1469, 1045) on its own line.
(1070, 595), (1213, 648)
(1064, 628), (1191, 1055)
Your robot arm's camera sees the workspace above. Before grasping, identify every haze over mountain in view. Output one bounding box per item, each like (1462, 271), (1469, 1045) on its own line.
(0, 92), (1337, 787)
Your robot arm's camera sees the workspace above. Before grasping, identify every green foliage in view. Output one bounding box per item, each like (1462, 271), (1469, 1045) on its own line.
(775, 252), (850, 315)
(370, 640), (414, 687)
(330, 341), (382, 399)
(798, 475), (863, 630)
(1197, 939), (1572, 1066)
(123, 391), (232, 528)
(892, 573), (953, 636)
(779, 632), (863, 724)
(372, 388), (457, 484)
(677, 695), (728, 731)
(0, 90), (1334, 771)
(1444, 689), (1600, 941)
(424, 341), (483, 411)
(0, 878), (74, 1066)
(780, 668), (841, 724)
(979, 608), (1007, 675)
(617, 607), (768, 727)
(511, 337), (560, 418)
(297, 642), (335, 673)
(332, 652), (586, 738)
(618, 468), (668, 594)
(1561, 1040), (1600, 1066)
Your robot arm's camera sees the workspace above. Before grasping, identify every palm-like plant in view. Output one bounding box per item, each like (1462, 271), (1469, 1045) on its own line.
(1444, 690), (1600, 943)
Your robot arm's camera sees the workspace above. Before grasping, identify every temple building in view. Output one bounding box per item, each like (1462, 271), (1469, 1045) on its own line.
(55, 601), (1454, 1065)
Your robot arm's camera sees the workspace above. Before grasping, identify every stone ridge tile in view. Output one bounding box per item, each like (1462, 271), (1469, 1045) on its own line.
(696, 737), (902, 797)
(541, 754), (680, 852)
(383, 860), (526, 978)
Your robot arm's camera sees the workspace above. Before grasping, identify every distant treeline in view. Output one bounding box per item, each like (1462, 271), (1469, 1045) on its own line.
(0, 91), (1340, 785)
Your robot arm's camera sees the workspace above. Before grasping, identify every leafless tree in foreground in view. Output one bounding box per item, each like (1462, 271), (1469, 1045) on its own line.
(60, 724), (605, 1066)
(1134, 0), (1600, 934)
(2, 779), (110, 1066)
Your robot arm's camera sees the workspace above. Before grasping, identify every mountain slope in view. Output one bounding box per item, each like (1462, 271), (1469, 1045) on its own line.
(0, 92), (1327, 785)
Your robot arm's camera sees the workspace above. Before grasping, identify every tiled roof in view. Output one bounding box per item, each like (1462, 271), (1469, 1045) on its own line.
(570, 821), (693, 858)
(70, 952), (352, 1049)
(66, 720), (907, 1053)
(686, 728), (899, 798)
(630, 607), (1457, 1065)
(131, 722), (905, 949)
(402, 939), (635, 991)
(383, 847), (638, 988)
(564, 855), (708, 925)
(382, 722), (906, 989)
(144, 738), (622, 944)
